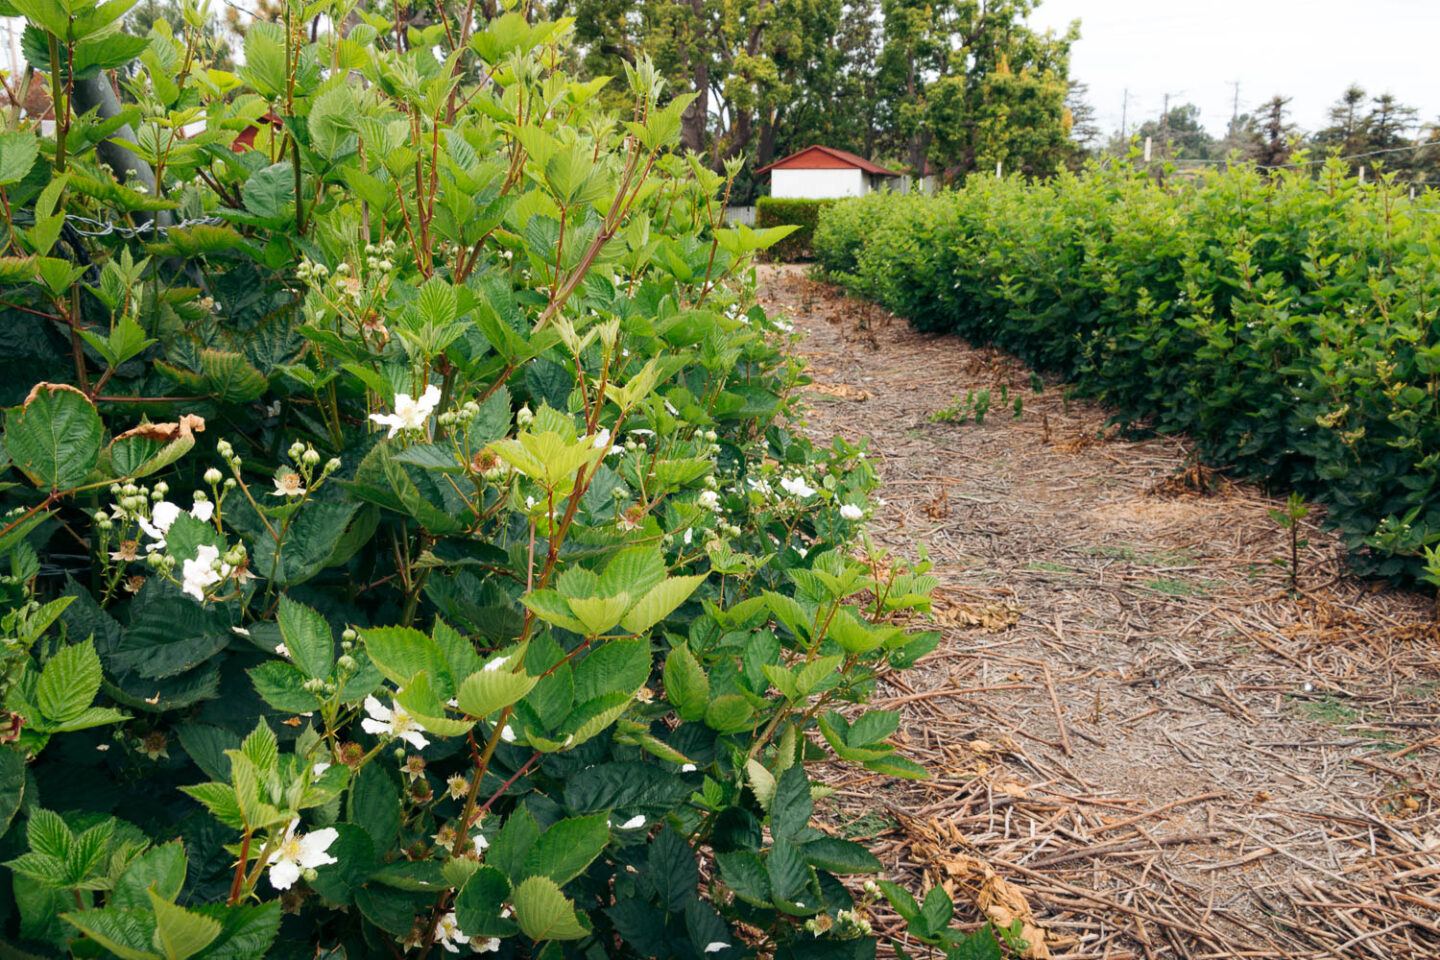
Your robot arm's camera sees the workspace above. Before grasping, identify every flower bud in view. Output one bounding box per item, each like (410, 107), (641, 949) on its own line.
(302, 448), (321, 467)
(301, 867), (319, 882)
(342, 628), (357, 643)
(516, 404), (534, 427)
(288, 441), (306, 461)
(224, 478), (237, 490)
(337, 654), (358, 674)
(204, 467), (223, 485)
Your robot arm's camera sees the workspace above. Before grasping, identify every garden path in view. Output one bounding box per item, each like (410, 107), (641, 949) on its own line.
(759, 265), (1440, 960)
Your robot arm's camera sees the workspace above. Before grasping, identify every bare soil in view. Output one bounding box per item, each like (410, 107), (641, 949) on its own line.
(760, 265), (1440, 960)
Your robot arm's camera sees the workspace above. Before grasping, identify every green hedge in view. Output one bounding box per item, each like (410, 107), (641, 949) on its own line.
(814, 162), (1440, 582)
(756, 196), (838, 260)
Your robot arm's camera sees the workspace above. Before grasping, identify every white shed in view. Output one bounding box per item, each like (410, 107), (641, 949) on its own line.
(757, 145), (901, 199)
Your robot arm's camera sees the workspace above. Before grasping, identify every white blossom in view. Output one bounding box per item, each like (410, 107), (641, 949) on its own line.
(475, 938), (501, 954)
(139, 498), (213, 551)
(275, 643), (290, 658)
(499, 723), (517, 743)
(697, 490), (720, 512)
(612, 814), (646, 830)
(704, 943), (730, 954)
(266, 819), (338, 890)
(591, 427), (611, 450)
(361, 695), (430, 750)
(181, 545), (228, 601)
(369, 385), (442, 438)
(839, 504), (864, 521)
(780, 476), (816, 498)
(435, 911), (469, 953)
(681, 763), (697, 772)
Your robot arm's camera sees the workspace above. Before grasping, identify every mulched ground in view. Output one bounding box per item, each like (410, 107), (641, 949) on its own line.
(759, 265), (1440, 960)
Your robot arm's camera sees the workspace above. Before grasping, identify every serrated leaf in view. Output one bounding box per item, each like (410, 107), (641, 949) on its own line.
(521, 814), (609, 886)
(456, 666), (538, 719)
(149, 888), (221, 960)
(0, 131), (38, 184)
(513, 876), (588, 941)
(620, 574), (705, 635)
(277, 596), (333, 681)
(5, 383), (103, 491)
(662, 644), (707, 722)
(36, 638), (103, 726)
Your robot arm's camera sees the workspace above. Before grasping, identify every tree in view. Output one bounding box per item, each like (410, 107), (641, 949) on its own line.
(893, 0), (1076, 179)
(1251, 95), (1296, 168)
(1312, 85), (1370, 165)
(1135, 102), (1214, 161)
(1065, 81), (1102, 160)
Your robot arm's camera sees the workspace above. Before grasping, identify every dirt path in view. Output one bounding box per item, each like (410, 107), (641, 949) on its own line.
(759, 265), (1440, 959)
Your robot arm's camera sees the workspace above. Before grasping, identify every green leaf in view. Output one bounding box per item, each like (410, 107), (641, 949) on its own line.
(620, 575), (705, 634)
(348, 763), (400, 852)
(716, 850), (772, 907)
(178, 782), (244, 830)
(648, 827), (699, 913)
(5, 383), (103, 491)
(0, 131), (38, 185)
(193, 902), (283, 960)
(521, 814), (610, 887)
(307, 824), (372, 905)
(662, 644), (708, 722)
(26, 808), (71, 859)
(248, 660), (320, 713)
(200, 349), (268, 403)
(241, 162), (295, 222)
(35, 638), (103, 727)
(704, 694), (754, 734)
(111, 842), (187, 909)
(455, 666), (537, 719)
(0, 749), (24, 836)
(766, 837), (811, 903)
(770, 765), (812, 842)
(148, 888), (221, 960)
(862, 754), (929, 779)
(240, 720), (278, 774)
(513, 876), (588, 941)
(276, 596), (334, 681)
(362, 625), (449, 690)
(799, 838), (882, 874)
(573, 637), (650, 702)
(489, 805), (540, 884)
(454, 866), (517, 939)
(60, 906), (160, 960)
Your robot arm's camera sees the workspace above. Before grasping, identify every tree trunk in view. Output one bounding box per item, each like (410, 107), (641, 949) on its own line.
(757, 112), (778, 169)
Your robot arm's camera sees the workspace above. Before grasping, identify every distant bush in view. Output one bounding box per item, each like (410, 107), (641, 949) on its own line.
(756, 197), (838, 260)
(815, 162), (1440, 582)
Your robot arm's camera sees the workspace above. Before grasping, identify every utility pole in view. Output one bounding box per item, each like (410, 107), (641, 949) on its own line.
(1160, 93), (1170, 157)
(1227, 81), (1241, 131)
(1120, 88), (1129, 140)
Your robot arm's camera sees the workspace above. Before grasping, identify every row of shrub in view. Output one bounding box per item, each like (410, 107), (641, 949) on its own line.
(756, 198), (836, 261)
(814, 161), (1440, 582)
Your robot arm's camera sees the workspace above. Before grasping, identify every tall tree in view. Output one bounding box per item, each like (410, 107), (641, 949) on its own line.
(1251, 95), (1296, 168)
(1135, 102), (1214, 161)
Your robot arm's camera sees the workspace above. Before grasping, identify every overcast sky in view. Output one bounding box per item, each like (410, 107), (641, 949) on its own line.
(1026, 0), (1440, 141)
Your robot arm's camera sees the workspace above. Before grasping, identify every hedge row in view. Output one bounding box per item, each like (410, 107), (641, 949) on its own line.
(756, 196), (837, 260)
(814, 161), (1440, 582)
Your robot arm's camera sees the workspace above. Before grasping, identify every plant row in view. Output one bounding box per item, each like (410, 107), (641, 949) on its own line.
(815, 161), (1440, 582)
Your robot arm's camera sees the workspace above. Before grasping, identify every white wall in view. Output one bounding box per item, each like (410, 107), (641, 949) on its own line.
(771, 167), (866, 199)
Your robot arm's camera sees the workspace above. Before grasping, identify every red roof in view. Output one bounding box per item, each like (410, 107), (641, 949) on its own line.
(756, 145), (900, 177)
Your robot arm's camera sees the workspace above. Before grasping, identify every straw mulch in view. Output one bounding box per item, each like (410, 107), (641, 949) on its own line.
(760, 265), (1440, 960)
